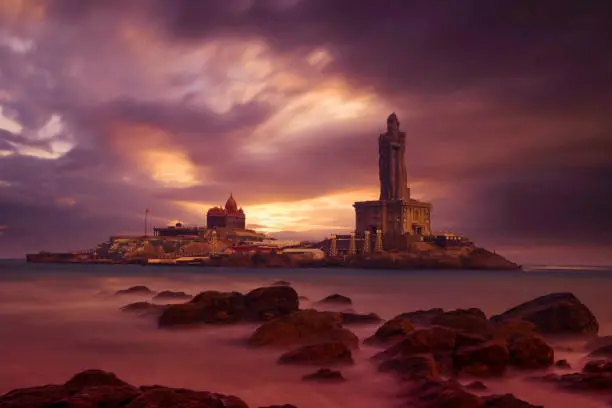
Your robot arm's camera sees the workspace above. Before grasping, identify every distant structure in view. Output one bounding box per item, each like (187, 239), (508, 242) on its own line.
(353, 113), (432, 249)
(153, 222), (202, 237)
(206, 193), (246, 230)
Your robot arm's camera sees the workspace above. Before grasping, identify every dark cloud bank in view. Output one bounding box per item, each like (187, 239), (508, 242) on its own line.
(1, 0), (611, 264)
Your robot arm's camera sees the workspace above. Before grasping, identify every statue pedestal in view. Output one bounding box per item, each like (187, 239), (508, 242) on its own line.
(353, 199), (432, 250)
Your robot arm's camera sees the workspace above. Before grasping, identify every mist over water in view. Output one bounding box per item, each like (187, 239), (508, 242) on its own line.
(1, 261), (611, 407)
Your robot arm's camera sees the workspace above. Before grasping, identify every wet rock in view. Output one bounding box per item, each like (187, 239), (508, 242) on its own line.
(115, 286), (154, 296)
(588, 344), (612, 358)
(490, 292), (599, 336)
(0, 369), (248, 408)
(453, 341), (509, 377)
(406, 378), (481, 408)
(270, 280), (291, 286)
(554, 359), (572, 369)
(158, 291), (247, 327)
(481, 394), (543, 407)
(455, 332), (489, 349)
(249, 309), (359, 349)
(374, 326), (458, 361)
(466, 380), (487, 390)
(488, 320), (538, 340)
(461, 247), (521, 270)
(507, 333), (554, 369)
(340, 312), (383, 325)
(396, 308), (445, 325)
(128, 386), (248, 408)
(278, 342), (353, 365)
(121, 301), (169, 317)
(583, 359), (612, 373)
(302, 368), (346, 382)
(429, 308), (490, 334)
(364, 317), (415, 346)
(152, 291), (192, 301)
(378, 354), (438, 381)
(316, 293), (352, 305)
(244, 286), (300, 321)
(64, 369), (130, 390)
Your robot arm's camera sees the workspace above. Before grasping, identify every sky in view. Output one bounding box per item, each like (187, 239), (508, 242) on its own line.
(0, 0), (611, 265)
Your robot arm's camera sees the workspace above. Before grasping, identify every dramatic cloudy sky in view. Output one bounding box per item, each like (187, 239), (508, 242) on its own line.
(1, 0), (611, 265)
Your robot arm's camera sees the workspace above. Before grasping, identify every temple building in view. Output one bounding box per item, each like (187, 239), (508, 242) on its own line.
(353, 113), (432, 247)
(206, 193), (246, 230)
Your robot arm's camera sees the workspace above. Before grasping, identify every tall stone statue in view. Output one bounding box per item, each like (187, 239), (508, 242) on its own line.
(379, 113), (409, 201)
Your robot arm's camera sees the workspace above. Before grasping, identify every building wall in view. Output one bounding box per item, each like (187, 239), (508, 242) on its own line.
(354, 200), (432, 237)
(207, 215), (227, 229)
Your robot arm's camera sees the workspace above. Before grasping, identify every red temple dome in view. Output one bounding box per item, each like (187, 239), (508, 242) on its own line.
(225, 193), (238, 213)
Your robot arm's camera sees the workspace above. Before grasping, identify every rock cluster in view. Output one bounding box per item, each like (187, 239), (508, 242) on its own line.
(112, 287), (603, 407)
(0, 369), (251, 408)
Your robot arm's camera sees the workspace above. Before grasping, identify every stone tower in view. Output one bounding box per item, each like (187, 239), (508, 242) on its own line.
(379, 113), (409, 201)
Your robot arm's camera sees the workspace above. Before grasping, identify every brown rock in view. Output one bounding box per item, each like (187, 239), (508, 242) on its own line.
(316, 293), (352, 305)
(480, 394), (543, 407)
(507, 333), (554, 369)
(461, 247), (521, 270)
(490, 292), (599, 336)
(583, 359), (612, 373)
(364, 317), (415, 346)
(278, 342), (353, 365)
(64, 370), (130, 390)
(121, 302), (168, 317)
(430, 308), (490, 334)
(407, 379), (481, 408)
(340, 312), (383, 325)
(489, 320), (538, 340)
(302, 368), (346, 382)
(115, 286), (154, 296)
(158, 291), (247, 327)
(0, 369), (248, 408)
(126, 386), (248, 408)
(588, 344), (612, 358)
(270, 280), (291, 286)
(554, 359), (572, 369)
(466, 380), (487, 390)
(453, 341), (509, 377)
(378, 354), (438, 381)
(244, 286), (299, 321)
(152, 291), (192, 301)
(395, 308), (445, 326)
(248, 309), (359, 349)
(375, 326), (457, 361)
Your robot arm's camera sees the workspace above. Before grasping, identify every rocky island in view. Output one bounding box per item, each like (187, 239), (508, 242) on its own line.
(25, 114), (520, 271)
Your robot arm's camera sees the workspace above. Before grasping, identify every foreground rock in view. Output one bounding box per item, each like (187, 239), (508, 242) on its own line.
(249, 309), (359, 349)
(490, 292), (599, 336)
(152, 291), (192, 301)
(302, 368), (346, 382)
(157, 286), (299, 327)
(278, 342), (353, 365)
(404, 379), (542, 408)
(115, 286), (155, 296)
(373, 322), (554, 379)
(0, 369), (249, 408)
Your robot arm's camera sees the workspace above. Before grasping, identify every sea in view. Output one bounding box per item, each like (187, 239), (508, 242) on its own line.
(0, 260), (611, 408)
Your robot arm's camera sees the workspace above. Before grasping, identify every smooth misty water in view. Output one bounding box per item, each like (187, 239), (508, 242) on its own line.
(0, 260), (611, 407)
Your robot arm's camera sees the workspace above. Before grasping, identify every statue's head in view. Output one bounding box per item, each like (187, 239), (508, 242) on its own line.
(387, 112), (400, 133)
